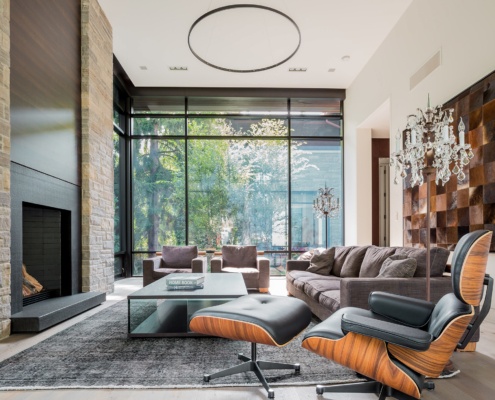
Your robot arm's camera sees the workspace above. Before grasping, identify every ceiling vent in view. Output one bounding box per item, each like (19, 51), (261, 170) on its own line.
(410, 50), (441, 90)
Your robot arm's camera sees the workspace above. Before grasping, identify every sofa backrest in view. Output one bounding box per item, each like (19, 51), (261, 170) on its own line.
(330, 245), (449, 278)
(222, 245), (257, 268)
(162, 245), (198, 268)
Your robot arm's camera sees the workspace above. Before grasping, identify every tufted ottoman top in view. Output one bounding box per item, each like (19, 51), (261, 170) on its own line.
(189, 294), (312, 346)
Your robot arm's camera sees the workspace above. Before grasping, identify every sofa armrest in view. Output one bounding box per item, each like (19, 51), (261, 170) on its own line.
(257, 256), (270, 290)
(211, 257), (223, 273)
(286, 260), (310, 272)
(192, 256), (207, 273)
(143, 256), (162, 287)
(339, 276), (452, 310)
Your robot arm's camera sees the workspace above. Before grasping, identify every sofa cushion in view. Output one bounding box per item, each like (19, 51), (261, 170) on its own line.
(304, 278), (341, 301)
(222, 245), (257, 268)
(377, 255), (417, 278)
(340, 246), (370, 278)
(331, 246), (355, 276)
(319, 290), (341, 313)
(222, 267), (259, 288)
(162, 246), (198, 268)
(307, 247), (335, 275)
(359, 246), (397, 278)
(395, 247), (449, 277)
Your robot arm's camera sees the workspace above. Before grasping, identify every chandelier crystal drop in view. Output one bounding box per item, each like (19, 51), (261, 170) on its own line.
(390, 96), (474, 187)
(313, 185), (340, 218)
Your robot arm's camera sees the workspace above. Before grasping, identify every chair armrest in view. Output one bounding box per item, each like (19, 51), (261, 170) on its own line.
(341, 313), (432, 351)
(286, 260), (310, 272)
(257, 256), (270, 289)
(143, 256), (162, 286)
(339, 276), (452, 310)
(192, 256), (207, 273)
(211, 257), (223, 273)
(369, 292), (435, 328)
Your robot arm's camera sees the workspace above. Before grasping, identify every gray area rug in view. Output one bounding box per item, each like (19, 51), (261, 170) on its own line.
(0, 300), (360, 390)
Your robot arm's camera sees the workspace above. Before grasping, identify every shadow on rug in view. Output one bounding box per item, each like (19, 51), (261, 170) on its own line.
(0, 300), (361, 389)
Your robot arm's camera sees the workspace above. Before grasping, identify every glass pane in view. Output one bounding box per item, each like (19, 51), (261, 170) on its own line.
(188, 97), (287, 115)
(188, 117), (288, 137)
(291, 118), (341, 137)
(188, 135), (288, 251)
(263, 252), (288, 276)
(113, 132), (122, 252)
(132, 138), (186, 251)
(291, 139), (343, 250)
(132, 118), (185, 136)
(132, 253), (155, 276)
(132, 96), (185, 114)
(114, 256), (123, 277)
(291, 98), (341, 116)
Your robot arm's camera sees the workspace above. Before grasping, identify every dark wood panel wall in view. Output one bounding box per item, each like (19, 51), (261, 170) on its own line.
(403, 70), (495, 251)
(10, 0), (81, 186)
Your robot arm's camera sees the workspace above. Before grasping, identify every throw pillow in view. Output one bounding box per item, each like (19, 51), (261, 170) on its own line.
(359, 246), (397, 277)
(395, 247), (449, 277)
(377, 255), (417, 278)
(331, 246), (355, 276)
(340, 246), (370, 278)
(307, 247), (335, 275)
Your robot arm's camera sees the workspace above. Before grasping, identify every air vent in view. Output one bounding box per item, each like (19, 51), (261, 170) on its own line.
(169, 66), (188, 71)
(410, 50), (441, 90)
(289, 68), (307, 72)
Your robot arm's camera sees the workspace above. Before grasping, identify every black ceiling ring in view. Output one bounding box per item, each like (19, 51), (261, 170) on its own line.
(187, 4), (301, 73)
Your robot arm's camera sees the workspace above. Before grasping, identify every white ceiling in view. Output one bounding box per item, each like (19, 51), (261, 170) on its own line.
(99, 0), (413, 88)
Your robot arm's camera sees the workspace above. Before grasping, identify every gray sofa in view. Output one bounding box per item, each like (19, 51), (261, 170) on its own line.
(286, 245), (452, 321)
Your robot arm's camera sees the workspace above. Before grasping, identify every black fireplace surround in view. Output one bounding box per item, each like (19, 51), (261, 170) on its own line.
(10, 163), (81, 314)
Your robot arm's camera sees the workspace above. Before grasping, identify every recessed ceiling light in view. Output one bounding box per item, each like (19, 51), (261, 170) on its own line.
(341, 55), (351, 62)
(139, 66), (148, 70)
(169, 66), (188, 71)
(328, 68), (336, 72)
(289, 67), (307, 72)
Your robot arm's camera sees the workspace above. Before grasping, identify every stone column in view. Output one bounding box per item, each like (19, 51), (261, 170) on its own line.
(81, 0), (114, 293)
(0, 0), (11, 340)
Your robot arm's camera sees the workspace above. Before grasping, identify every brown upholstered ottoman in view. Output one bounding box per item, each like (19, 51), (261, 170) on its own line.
(189, 294), (312, 398)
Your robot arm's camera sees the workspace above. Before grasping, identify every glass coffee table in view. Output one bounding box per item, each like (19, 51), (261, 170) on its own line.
(128, 273), (247, 337)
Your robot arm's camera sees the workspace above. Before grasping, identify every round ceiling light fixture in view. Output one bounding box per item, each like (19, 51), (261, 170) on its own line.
(188, 4), (301, 73)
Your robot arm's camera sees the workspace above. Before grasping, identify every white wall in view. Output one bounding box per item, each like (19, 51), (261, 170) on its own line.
(344, 0), (495, 250)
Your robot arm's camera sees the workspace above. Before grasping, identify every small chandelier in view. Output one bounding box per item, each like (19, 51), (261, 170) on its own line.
(313, 185), (340, 218)
(390, 96), (474, 187)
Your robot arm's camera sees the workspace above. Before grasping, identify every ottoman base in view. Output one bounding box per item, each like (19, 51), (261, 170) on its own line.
(204, 342), (300, 399)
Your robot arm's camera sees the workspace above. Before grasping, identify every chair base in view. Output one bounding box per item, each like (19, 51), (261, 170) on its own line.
(315, 380), (434, 400)
(203, 342), (300, 398)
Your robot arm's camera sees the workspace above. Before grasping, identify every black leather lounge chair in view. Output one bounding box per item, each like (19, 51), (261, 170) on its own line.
(301, 230), (493, 400)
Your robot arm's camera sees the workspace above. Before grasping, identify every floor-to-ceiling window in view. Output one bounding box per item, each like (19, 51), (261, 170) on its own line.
(121, 93), (343, 276)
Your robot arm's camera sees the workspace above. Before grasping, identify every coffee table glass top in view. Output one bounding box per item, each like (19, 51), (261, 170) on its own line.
(129, 273), (248, 299)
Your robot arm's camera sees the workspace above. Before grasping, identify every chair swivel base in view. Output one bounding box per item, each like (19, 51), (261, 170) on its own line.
(316, 380), (432, 400)
(203, 343), (300, 399)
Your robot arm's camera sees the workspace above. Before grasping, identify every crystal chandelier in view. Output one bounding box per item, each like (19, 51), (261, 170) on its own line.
(313, 185), (340, 248)
(390, 96), (474, 187)
(313, 185), (340, 218)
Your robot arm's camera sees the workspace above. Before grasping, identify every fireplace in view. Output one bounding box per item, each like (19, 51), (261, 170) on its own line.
(21, 203), (72, 306)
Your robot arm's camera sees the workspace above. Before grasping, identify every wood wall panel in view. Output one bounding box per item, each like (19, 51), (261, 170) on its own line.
(10, 0), (81, 186)
(404, 70), (495, 251)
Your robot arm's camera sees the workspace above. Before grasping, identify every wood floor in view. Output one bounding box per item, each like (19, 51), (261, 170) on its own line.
(0, 278), (494, 400)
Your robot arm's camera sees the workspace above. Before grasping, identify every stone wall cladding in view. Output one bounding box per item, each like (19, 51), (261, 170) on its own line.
(81, 0), (114, 293)
(0, 0), (10, 340)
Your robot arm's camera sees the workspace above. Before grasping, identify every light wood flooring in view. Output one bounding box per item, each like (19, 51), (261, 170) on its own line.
(0, 277), (494, 400)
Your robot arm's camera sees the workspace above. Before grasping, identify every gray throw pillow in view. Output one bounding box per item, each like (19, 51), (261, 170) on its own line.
(307, 247), (335, 275)
(331, 246), (355, 277)
(394, 247), (449, 277)
(377, 255), (417, 278)
(359, 246), (397, 277)
(340, 246), (370, 278)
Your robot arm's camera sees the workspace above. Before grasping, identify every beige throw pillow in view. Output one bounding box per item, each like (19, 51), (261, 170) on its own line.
(307, 247), (335, 275)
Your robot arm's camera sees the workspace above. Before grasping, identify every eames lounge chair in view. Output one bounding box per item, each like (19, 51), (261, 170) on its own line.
(211, 245), (270, 292)
(301, 229), (493, 400)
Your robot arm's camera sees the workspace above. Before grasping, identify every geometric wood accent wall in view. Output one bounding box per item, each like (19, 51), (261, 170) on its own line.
(404, 70), (495, 252)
